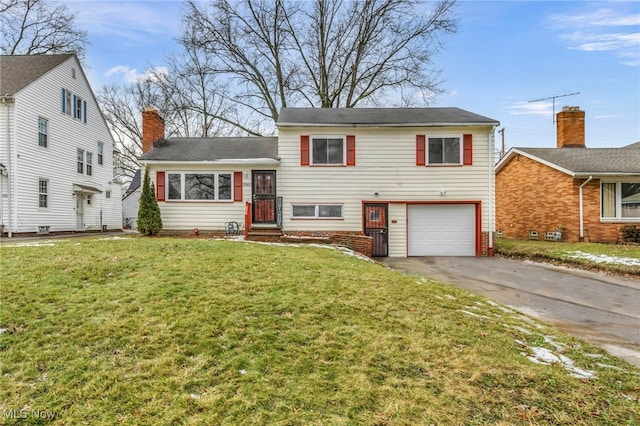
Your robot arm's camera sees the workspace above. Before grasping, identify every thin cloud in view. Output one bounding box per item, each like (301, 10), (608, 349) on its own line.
(546, 7), (640, 66)
(105, 65), (169, 84)
(507, 101), (553, 117)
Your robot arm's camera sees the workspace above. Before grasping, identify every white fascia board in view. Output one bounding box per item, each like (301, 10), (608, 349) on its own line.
(496, 148), (575, 177)
(139, 158), (281, 166)
(277, 122), (500, 128)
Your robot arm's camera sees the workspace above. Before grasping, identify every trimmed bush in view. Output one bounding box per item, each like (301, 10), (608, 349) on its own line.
(137, 167), (163, 235)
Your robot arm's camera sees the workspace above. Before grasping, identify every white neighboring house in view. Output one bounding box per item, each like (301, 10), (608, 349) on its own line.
(0, 54), (122, 236)
(122, 168), (141, 230)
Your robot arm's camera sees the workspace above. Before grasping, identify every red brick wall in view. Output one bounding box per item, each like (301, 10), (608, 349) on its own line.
(496, 156), (627, 243)
(556, 107), (586, 148)
(496, 155), (579, 240)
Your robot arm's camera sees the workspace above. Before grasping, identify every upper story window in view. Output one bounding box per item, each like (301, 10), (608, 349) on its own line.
(39, 179), (48, 208)
(62, 89), (87, 123)
(167, 172), (232, 201)
(97, 142), (104, 165)
(77, 149), (84, 173)
(38, 117), (48, 147)
(428, 137), (460, 165)
(86, 152), (93, 176)
(312, 137), (344, 165)
(602, 182), (640, 220)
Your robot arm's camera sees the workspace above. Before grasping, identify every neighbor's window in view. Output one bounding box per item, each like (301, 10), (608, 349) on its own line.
(86, 152), (93, 176)
(167, 172), (232, 201)
(64, 89), (72, 115)
(312, 137), (344, 165)
(428, 137), (461, 164)
(292, 204), (343, 218)
(97, 142), (104, 165)
(106, 190), (111, 199)
(39, 179), (48, 208)
(38, 117), (48, 147)
(76, 95), (83, 120)
(602, 182), (640, 219)
(77, 149), (84, 173)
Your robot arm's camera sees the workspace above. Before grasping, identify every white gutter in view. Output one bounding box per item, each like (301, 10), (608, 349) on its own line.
(579, 175), (593, 241)
(138, 158), (281, 166)
(1, 97), (13, 237)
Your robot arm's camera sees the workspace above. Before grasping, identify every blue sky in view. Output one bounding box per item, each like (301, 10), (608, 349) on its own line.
(70, 0), (639, 150)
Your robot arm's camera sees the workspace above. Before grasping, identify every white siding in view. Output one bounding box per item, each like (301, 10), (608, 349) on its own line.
(278, 126), (493, 222)
(5, 56), (121, 234)
(146, 164), (267, 231)
(122, 188), (140, 230)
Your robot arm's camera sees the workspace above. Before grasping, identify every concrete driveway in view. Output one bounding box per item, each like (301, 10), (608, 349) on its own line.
(381, 256), (640, 367)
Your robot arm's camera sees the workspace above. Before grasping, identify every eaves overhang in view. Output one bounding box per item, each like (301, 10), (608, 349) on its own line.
(496, 148), (575, 176)
(138, 158), (281, 166)
(277, 121), (500, 128)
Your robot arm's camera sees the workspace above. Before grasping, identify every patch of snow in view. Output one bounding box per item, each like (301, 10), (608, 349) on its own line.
(511, 325), (533, 335)
(566, 251), (640, 267)
(444, 295), (456, 300)
(4, 241), (56, 247)
(239, 369), (247, 375)
(189, 394), (201, 400)
(522, 346), (595, 379)
(459, 310), (490, 319)
(99, 236), (130, 241)
(544, 336), (566, 352)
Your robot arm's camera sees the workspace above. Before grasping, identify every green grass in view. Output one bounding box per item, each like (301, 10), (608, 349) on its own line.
(1, 237), (639, 425)
(495, 239), (640, 278)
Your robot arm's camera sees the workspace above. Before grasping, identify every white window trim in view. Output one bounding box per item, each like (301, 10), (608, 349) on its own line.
(291, 203), (344, 219)
(166, 171), (234, 202)
(77, 148), (84, 174)
(600, 180), (640, 222)
(38, 178), (49, 209)
(310, 135), (346, 166)
(427, 134), (463, 166)
(38, 117), (48, 148)
(97, 142), (104, 165)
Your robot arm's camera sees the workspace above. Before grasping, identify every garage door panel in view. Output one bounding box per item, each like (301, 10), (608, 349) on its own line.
(408, 204), (475, 256)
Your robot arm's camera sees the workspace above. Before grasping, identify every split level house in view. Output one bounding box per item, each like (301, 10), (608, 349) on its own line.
(139, 107), (500, 257)
(496, 106), (640, 243)
(0, 54), (122, 237)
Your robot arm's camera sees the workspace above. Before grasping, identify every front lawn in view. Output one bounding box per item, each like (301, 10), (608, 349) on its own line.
(1, 237), (639, 424)
(495, 239), (640, 278)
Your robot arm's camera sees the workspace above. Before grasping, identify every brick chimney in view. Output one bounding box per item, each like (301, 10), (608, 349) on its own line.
(556, 106), (585, 148)
(142, 107), (165, 154)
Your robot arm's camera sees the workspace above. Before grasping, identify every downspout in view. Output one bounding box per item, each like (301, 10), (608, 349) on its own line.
(1, 96), (13, 238)
(487, 125), (497, 256)
(579, 175), (593, 241)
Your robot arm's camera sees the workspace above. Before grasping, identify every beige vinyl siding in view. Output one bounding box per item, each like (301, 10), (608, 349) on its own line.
(278, 126), (493, 234)
(147, 164), (260, 230)
(7, 56), (121, 233)
(387, 203), (407, 257)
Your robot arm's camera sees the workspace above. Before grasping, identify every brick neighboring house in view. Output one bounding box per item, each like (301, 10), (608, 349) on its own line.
(496, 106), (640, 243)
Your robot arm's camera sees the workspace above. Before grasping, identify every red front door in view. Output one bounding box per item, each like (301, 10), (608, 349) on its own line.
(364, 203), (388, 257)
(252, 170), (276, 224)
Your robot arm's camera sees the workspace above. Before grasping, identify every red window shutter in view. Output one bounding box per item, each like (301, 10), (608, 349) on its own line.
(416, 135), (426, 166)
(156, 171), (165, 201)
(234, 171), (243, 202)
(300, 135), (310, 166)
(346, 135), (356, 166)
(463, 134), (473, 165)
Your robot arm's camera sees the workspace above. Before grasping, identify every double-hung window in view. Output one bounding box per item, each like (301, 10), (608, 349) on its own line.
(39, 179), (48, 208)
(601, 182), (640, 220)
(312, 137), (344, 165)
(77, 149), (84, 173)
(167, 172), (232, 201)
(292, 204), (343, 218)
(86, 152), (93, 176)
(428, 136), (461, 165)
(38, 117), (48, 147)
(97, 142), (104, 165)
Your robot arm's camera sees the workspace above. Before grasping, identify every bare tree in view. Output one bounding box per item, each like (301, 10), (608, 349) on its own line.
(0, 0), (88, 58)
(182, 0), (457, 121)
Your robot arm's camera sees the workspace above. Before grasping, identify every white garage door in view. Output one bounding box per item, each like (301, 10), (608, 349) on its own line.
(408, 204), (476, 256)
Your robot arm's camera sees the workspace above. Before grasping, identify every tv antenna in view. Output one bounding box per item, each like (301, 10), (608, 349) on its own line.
(528, 92), (580, 124)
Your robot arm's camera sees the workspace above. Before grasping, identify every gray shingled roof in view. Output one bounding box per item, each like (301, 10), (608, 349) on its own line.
(0, 54), (74, 96)
(277, 107), (499, 127)
(139, 137), (279, 162)
(517, 147), (640, 175)
(124, 169), (141, 197)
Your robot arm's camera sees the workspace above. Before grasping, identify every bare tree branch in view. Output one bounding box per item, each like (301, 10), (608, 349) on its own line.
(0, 0), (88, 59)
